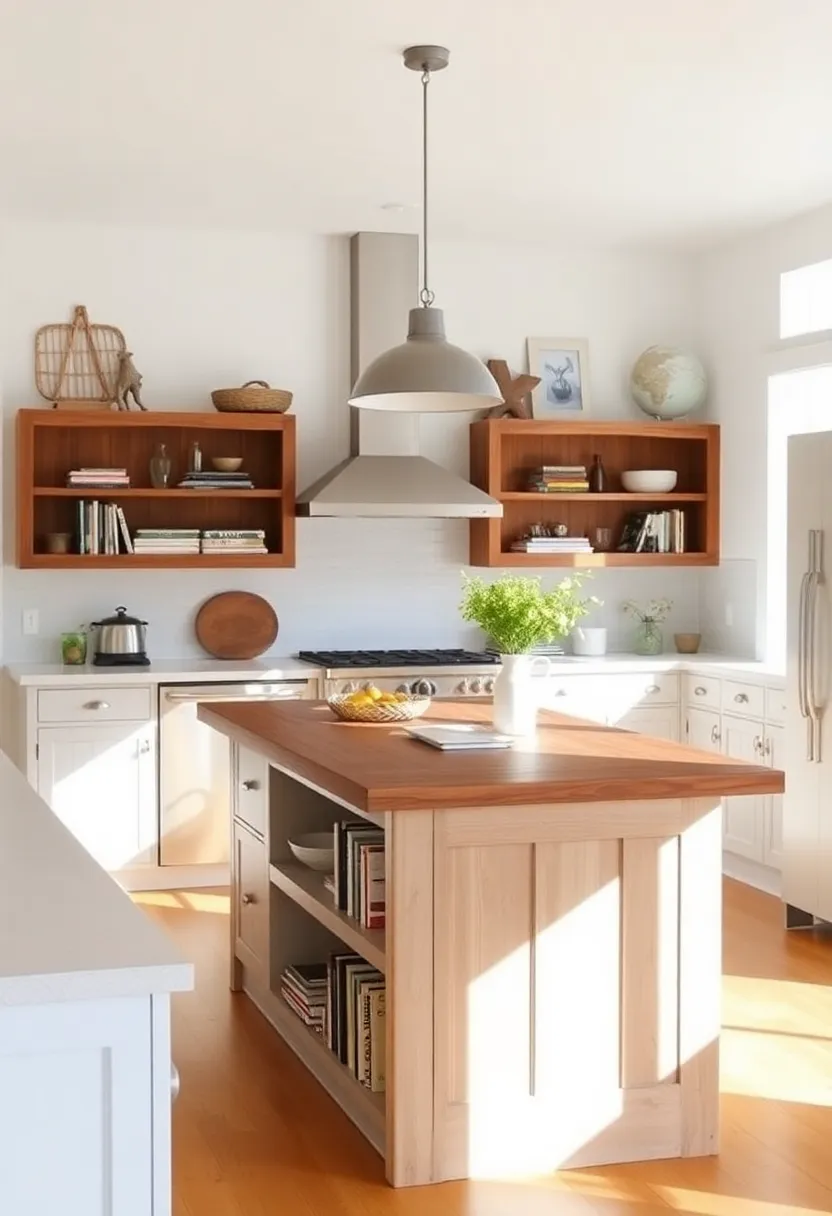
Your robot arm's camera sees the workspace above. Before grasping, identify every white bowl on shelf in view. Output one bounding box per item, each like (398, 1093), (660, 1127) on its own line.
(287, 832), (335, 872)
(620, 469), (678, 493)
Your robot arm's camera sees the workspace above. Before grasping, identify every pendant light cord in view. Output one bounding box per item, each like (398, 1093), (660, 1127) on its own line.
(419, 68), (434, 307)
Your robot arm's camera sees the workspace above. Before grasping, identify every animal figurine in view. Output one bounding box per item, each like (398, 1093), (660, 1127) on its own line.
(114, 351), (146, 411)
(486, 359), (540, 419)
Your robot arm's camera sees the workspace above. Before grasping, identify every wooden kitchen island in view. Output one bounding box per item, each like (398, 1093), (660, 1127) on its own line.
(199, 699), (783, 1188)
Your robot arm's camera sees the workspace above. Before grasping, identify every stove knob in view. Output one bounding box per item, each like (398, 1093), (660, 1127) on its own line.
(484, 677), (495, 694)
(411, 679), (437, 697)
(470, 678), (482, 694)
(395, 683), (411, 695)
(456, 678), (470, 695)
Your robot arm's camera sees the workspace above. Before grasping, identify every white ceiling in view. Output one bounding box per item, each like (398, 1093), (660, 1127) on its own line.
(2, 0), (832, 249)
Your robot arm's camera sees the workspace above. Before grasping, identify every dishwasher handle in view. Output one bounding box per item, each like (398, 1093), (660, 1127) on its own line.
(164, 682), (308, 704)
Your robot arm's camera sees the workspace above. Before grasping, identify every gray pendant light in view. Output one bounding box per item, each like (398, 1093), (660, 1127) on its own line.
(349, 46), (501, 413)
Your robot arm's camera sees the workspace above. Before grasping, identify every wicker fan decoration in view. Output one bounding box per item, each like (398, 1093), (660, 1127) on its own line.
(35, 305), (127, 408)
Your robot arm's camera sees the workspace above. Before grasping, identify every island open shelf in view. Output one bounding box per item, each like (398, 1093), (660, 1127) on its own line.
(203, 698), (781, 1189)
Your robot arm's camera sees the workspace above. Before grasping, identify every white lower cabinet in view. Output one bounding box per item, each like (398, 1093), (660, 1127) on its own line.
(685, 706), (722, 754)
(232, 820), (269, 983)
(37, 723), (157, 871)
(617, 704), (680, 741)
(720, 715), (766, 864)
(764, 723), (785, 870)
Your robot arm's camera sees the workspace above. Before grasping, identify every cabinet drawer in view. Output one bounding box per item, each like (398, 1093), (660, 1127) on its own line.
(539, 676), (607, 724)
(235, 745), (268, 838)
(233, 821), (269, 979)
(684, 673), (721, 711)
(765, 685), (787, 725)
(38, 686), (152, 724)
(723, 679), (764, 720)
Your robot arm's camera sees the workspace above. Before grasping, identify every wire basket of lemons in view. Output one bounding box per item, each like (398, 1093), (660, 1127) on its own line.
(327, 685), (431, 723)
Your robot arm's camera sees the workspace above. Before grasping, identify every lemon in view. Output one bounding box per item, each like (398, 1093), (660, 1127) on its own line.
(366, 685), (383, 701)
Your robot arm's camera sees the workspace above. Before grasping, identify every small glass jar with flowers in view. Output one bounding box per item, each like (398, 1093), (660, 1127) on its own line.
(622, 598), (673, 656)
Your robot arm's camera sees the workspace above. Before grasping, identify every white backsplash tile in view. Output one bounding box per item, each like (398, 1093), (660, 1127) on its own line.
(698, 560), (757, 659)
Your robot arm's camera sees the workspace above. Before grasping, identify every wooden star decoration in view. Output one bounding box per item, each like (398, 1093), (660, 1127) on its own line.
(486, 359), (539, 419)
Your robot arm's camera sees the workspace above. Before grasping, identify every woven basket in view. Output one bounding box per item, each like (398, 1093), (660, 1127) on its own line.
(211, 380), (293, 414)
(326, 694), (431, 723)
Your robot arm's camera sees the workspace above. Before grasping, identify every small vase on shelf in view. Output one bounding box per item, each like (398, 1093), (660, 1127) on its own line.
(149, 443), (172, 489)
(633, 620), (663, 656)
(588, 453), (607, 493)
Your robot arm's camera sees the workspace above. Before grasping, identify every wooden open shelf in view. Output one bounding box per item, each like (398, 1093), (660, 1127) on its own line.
(16, 409), (296, 568)
(469, 419), (720, 567)
(269, 862), (386, 974)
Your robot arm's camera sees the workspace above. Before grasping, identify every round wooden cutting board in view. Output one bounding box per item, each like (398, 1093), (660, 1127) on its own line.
(195, 591), (279, 660)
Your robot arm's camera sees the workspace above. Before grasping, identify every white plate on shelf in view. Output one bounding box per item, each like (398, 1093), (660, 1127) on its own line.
(287, 832), (335, 871)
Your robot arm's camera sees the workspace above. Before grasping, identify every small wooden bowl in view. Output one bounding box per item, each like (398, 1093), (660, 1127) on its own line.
(674, 632), (701, 654)
(211, 457), (244, 472)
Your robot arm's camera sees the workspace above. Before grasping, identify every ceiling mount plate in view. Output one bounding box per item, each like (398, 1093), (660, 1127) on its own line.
(403, 45), (450, 73)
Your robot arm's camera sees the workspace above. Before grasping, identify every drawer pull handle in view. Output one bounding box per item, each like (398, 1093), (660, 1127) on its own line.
(170, 1063), (181, 1103)
(241, 893), (256, 906)
(645, 684), (661, 694)
(242, 779), (261, 791)
(764, 737), (772, 757)
(753, 734), (764, 754)
(553, 688), (567, 697)
(694, 686), (707, 696)
(83, 700), (110, 710)
(711, 725), (721, 744)
(734, 693), (749, 704)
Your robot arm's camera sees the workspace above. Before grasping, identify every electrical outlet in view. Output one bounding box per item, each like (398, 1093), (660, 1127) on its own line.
(22, 609), (39, 635)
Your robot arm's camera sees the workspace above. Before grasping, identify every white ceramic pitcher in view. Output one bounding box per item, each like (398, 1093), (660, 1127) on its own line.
(492, 654), (552, 736)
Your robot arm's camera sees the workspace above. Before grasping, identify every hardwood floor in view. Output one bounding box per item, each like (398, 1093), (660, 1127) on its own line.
(138, 880), (832, 1215)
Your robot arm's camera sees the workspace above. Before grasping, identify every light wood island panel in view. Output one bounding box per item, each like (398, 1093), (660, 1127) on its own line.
(200, 699), (782, 1188)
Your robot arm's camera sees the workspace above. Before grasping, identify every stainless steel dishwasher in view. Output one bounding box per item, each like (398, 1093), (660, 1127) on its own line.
(159, 681), (310, 866)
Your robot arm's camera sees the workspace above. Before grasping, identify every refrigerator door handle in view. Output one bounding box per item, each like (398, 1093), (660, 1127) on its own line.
(806, 530), (824, 764)
(798, 569), (810, 723)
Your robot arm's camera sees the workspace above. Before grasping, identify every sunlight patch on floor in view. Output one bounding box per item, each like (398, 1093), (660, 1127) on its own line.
(721, 975), (832, 1104)
(654, 1186), (822, 1215)
(131, 891), (184, 909)
(179, 890), (230, 915)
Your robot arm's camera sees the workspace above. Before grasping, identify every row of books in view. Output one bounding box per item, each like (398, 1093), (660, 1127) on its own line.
(66, 466), (130, 489)
(331, 821), (385, 929)
(72, 503), (269, 554)
(618, 510), (687, 554)
(278, 955), (386, 1093)
(526, 464), (589, 493)
(178, 471), (255, 490)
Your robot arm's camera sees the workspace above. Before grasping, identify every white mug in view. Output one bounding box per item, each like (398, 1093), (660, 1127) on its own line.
(571, 627), (608, 657)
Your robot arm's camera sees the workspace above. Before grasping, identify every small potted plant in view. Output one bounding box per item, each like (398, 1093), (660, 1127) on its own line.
(460, 572), (596, 734)
(622, 598), (673, 656)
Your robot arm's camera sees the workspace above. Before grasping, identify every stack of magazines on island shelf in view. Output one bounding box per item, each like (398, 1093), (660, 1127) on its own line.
(76, 501), (133, 555)
(326, 953), (386, 1092)
(67, 466), (130, 490)
(177, 470), (254, 490)
(329, 821), (385, 930)
(618, 510), (686, 554)
(510, 532), (593, 556)
(526, 464), (589, 493)
(133, 528), (201, 555)
(201, 529), (268, 555)
(280, 963), (327, 1036)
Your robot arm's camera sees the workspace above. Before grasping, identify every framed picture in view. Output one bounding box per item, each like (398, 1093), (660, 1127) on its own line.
(526, 337), (591, 418)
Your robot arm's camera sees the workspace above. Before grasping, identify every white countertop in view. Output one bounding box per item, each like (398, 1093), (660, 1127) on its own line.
(0, 752), (193, 1006)
(4, 656), (321, 686)
(531, 654), (786, 683)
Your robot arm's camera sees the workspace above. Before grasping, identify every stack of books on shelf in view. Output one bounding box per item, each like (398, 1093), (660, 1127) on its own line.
(132, 528), (201, 555)
(326, 952), (386, 1092)
(333, 821), (385, 929)
(177, 470), (254, 490)
(76, 501), (132, 554)
(526, 465), (589, 493)
(511, 534), (593, 555)
(618, 510), (686, 554)
(279, 963), (327, 1037)
(201, 529), (268, 556)
(66, 467), (130, 490)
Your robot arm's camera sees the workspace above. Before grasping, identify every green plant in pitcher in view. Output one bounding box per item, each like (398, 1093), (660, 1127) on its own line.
(460, 572), (597, 655)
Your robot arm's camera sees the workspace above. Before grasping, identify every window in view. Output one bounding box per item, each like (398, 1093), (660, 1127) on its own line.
(780, 257), (832, 339)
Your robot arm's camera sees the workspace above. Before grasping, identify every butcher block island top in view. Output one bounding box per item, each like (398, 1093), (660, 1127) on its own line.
(198, 698), (781, 814)
(202, 698), (784, 1188)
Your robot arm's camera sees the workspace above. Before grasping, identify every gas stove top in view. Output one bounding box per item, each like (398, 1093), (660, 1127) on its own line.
(297, 648), (500, 669)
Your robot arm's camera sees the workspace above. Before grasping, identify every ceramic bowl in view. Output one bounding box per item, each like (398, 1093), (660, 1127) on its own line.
(288, 832), (335, 872)
(621, 469), (678, 493)
(211, 456), (244, 472)
(674, 632), (702, 654)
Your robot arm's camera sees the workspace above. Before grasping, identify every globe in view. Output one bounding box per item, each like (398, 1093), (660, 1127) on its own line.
(630, 346), (708, 421)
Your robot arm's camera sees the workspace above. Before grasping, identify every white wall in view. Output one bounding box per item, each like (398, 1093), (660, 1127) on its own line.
(697, 200), (832, 660)
(1, 220), (700, 661)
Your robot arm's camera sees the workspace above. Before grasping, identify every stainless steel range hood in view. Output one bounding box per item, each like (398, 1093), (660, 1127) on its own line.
(296, 233), (502, 519)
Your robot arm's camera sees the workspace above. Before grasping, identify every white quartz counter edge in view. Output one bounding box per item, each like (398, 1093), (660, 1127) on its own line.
(3, 654), (784, 685)
(0, 753), (193, 1007)
(4, 656), (322, 686)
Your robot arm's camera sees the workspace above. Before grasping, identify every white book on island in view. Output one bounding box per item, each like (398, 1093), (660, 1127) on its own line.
(405, 724), (514, 751)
